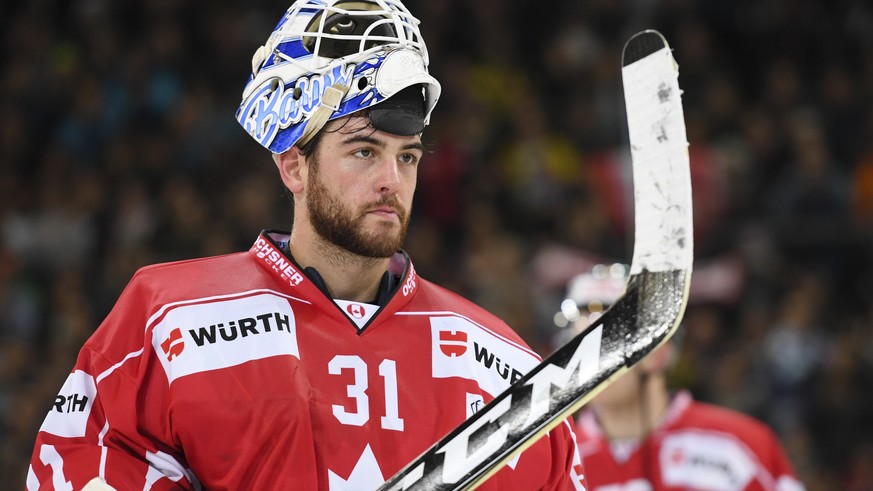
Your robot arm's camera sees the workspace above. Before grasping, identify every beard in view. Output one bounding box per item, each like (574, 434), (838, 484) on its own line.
(306, 158), (410, 258)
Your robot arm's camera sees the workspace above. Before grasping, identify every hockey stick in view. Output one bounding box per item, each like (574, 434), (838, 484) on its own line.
(379, 29), (693, 491)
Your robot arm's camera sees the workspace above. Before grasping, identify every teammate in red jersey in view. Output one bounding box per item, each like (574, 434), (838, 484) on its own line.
(26, 1), (586, 490)
(556, 265), (803, 491)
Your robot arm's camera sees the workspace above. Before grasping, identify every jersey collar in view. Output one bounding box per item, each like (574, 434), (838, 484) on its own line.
(249, 230), (421, 333)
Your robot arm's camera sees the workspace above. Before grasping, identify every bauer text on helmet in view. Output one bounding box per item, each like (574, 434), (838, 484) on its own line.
(236, 0), (441, 154)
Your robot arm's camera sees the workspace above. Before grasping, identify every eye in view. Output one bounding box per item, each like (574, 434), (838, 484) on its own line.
(353, 148), (374, 159)
(399, 152), (420, 165)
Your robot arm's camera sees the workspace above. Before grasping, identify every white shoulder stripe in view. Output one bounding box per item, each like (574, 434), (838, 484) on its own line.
(144, 288), (310, 332)
(98, 419), (110, 478)
(96, 348), (144, 385)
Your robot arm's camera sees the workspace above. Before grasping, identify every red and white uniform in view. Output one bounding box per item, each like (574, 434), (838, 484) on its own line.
(575, 391), (803, 491)
(28, 231), (586, 490)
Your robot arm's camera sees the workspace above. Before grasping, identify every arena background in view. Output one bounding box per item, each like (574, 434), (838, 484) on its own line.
(3, 1), (873, 488)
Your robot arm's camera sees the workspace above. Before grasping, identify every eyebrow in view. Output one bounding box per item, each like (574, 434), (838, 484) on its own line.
(340, 134), (425, 152)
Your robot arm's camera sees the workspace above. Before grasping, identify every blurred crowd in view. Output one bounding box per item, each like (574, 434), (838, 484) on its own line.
(3, 0), (873, 488)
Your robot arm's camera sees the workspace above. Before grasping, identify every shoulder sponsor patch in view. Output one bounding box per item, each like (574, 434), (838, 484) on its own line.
(39, 370), (97, 438)
(430, 316), (538, 397)
(660, 430), (756, 491)
(151, 292), (300, 384)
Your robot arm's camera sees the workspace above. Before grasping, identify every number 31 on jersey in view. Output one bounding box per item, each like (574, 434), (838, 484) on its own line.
(328, 355), (404, 431)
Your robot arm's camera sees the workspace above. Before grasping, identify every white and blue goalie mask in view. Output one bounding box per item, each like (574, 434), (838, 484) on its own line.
(237, 0), (441, 153)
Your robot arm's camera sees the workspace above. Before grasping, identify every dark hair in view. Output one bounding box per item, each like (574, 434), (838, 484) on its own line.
(296, 110), (376, 158)
(297, 130), (324, 157)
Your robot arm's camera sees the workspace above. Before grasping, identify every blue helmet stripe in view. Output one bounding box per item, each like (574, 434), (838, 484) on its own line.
(275, 40), (310, 60)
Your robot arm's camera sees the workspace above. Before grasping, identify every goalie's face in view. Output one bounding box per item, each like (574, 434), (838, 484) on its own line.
(590, 342), (673, 410)
(298, 115), (422, 258)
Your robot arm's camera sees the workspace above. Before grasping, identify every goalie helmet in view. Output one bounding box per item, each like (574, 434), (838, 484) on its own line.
(236, 0), (441, 154)
(555, 263), (629, 329)
(550, 263), (629, 351)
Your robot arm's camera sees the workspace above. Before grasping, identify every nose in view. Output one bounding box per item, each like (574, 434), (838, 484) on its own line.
(375, 156), (401, 194)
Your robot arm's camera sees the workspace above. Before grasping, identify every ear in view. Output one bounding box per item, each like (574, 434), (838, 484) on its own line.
(273, 146), (307, 195)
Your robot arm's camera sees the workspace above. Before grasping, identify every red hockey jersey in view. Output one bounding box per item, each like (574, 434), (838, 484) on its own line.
(575, 391), (804, 491)
(27, 231), (586, 490)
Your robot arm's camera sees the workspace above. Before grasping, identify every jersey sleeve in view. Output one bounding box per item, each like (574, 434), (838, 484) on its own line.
(26, 271), (195, 491)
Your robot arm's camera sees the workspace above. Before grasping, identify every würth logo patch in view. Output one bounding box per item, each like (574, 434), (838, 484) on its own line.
(430, 316), (540, 400)
(473, 342), (524, 384)
(187, 312), (293, 346)
(161, 328), (185, 361)
(439, 330), (468, 357)
(151, 293), (301, 384)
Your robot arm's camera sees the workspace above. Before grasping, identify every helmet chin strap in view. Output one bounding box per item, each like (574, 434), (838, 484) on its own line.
(296, 82), (350, 147)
